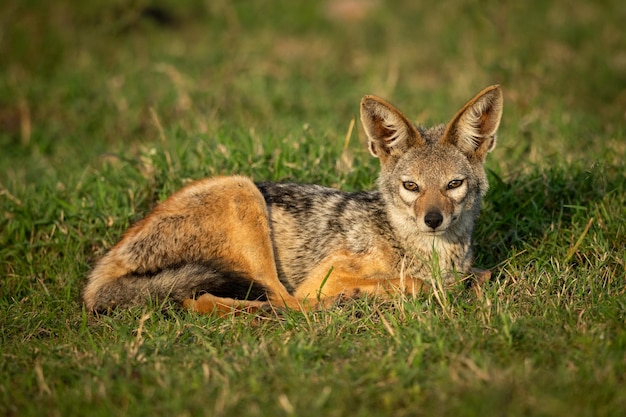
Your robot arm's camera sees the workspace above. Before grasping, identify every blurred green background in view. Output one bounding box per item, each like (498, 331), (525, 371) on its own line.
(1, 0), (625, 183)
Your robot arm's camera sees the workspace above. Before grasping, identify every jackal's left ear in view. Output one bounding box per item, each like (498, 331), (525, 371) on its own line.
(360, 95), (424, 160)
(443, 85), (503, 161)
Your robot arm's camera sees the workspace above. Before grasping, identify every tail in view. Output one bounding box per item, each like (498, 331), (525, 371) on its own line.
(82, 261), (269, 312)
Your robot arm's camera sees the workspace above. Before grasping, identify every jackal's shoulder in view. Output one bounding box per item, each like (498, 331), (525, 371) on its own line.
(255, 181), (394, 251)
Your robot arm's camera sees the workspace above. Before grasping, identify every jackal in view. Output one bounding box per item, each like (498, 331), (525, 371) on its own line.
(83, 85), (503, 314)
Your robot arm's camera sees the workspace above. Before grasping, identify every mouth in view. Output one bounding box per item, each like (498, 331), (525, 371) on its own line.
(423, 229), (447, 236)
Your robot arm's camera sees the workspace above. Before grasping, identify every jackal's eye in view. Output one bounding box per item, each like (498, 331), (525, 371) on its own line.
(447, 179), (464, 189)
(402, 181), (419, 192)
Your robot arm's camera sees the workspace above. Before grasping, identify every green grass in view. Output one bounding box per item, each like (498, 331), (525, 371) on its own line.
(1, 0), (625, 416)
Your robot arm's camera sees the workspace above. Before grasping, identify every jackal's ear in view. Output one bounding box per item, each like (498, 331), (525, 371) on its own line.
(360, 95), (424, 160)
(443, 85), (503, 161)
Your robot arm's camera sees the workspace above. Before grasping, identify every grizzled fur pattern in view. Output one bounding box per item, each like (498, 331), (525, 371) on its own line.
(83, 85), (503, 315)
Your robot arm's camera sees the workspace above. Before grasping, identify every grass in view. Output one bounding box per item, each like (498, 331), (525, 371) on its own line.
(1, 0), (625, 416)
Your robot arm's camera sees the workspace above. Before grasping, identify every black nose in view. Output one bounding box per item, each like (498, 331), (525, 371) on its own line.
(424, 211), (443, 229)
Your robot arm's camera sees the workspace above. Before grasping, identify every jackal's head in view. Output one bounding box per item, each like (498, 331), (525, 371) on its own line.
(360, 85), (503, 237)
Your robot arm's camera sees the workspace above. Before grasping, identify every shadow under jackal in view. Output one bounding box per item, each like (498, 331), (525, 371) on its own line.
(83, 85), (503, 314)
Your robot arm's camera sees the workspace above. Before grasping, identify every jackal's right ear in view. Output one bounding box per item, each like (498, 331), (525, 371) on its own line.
(360, 95), (424, 160)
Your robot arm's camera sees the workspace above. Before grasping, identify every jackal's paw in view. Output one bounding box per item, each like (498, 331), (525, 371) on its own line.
(469, 268), (492, 287)
(183, 296), (221, 315)
(325, 289), (364, 309)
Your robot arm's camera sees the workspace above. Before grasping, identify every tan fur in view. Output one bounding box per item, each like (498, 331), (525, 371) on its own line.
(83, 86), (503, 315)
